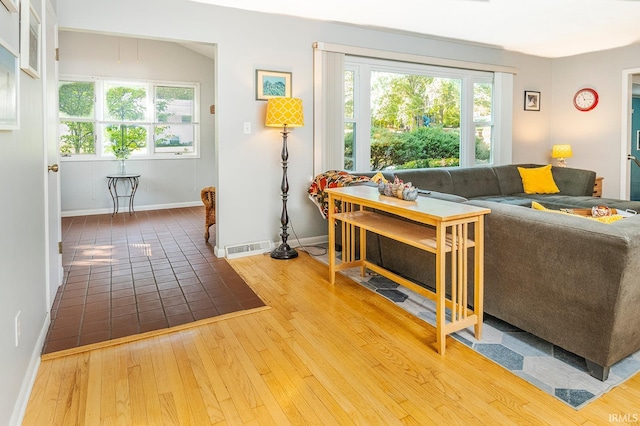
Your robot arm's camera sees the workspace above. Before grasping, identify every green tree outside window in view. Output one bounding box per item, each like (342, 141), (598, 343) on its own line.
(105, 86), (147, 160)
(59, 82), (95, 155)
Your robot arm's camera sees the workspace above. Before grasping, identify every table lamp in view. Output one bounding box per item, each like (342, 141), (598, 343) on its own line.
(552, 144), (573, 167)
(265, 97), (304, 259)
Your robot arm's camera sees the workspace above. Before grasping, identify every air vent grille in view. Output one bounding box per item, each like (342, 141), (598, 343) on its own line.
(225, 241), (272, 259)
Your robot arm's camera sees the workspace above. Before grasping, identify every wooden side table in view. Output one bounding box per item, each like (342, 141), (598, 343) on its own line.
(326, 185), (491, 355)
(593, 177), (603, 197)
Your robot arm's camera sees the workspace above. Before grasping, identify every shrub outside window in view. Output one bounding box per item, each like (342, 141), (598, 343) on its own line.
(345, 57), (494, 171)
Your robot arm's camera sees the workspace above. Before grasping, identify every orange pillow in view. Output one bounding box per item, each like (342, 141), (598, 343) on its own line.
(518, 165), (560, 194)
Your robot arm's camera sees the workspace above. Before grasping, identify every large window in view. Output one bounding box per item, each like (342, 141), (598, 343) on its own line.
(59, 77), (200, 159)
(345, 57), (494, 171)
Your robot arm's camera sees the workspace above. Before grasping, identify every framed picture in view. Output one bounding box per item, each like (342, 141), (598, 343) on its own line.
(20, 0), (40, 79)
(0, 37), (19, 130)
(0, 0), (18, 13)
(637, 130), (640, 151)
(524, 91), (540, 111)
(255, 69), (291, 101)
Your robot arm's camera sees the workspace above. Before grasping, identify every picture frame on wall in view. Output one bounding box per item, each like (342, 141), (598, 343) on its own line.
(255, 69), (292, 101)
(0, 37), (20, 130)
(20, 0), (40, 79)
(0, 0), (18, 13)
(636, 130), (640, 151)
(524, 90), (541, 111)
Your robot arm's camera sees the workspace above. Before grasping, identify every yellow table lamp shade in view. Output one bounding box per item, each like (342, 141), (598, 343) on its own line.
(552, 144), (573, 159)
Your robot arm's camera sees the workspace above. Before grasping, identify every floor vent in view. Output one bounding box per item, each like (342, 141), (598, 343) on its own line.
(225, 240), (272, 259)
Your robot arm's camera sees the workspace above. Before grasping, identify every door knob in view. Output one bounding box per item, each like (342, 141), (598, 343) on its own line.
(48, 163), (59, 173)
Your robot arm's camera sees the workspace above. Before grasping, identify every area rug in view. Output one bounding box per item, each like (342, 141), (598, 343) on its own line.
(314, 251), (640, 409)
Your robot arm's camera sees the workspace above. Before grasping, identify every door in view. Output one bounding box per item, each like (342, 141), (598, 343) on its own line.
(44, 3), (61, 310)
(631, 96), (640, 201)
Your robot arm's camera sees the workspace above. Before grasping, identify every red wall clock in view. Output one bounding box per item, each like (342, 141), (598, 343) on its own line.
(573, 88), (599, 111)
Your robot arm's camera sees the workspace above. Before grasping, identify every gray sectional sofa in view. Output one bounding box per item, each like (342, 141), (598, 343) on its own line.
(341, 164), (640, 381)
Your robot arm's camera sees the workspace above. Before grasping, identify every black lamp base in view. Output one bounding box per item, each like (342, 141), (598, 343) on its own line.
(270, 243), (298, 260)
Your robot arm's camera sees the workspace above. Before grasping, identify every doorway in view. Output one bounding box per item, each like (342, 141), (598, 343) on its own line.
(621, 69), (640, 200)
(631, 92), (640, 201)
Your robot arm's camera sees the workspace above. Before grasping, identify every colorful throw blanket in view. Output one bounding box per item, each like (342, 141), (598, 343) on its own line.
(308, 171), (371, 218)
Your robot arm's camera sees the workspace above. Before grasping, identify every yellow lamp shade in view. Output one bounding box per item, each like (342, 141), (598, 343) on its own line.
(265, 98), (304, 128)
(551, 144), (573, 159)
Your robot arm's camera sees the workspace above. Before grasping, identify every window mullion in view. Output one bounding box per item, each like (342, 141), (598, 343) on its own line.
(358, 64), (371, 171)
(460, 77), (475, 168)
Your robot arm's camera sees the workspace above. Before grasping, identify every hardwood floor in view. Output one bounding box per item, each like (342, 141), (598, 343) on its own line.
(23, 251), (640, 425)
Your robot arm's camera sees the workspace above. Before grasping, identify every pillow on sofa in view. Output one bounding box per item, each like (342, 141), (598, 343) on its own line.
(531, 201), (624, 224)
(518, 165), (560, 194)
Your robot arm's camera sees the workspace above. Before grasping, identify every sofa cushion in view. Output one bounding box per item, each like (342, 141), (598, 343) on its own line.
(492, 164), (533, 195)
(393, 168), (454, 194)
(449, 167), (501, 198)
(518, 165), (560, 194)
(419, 190), (468, 203)
(471, 195), (536, 206)
(551, 166), (596, 196)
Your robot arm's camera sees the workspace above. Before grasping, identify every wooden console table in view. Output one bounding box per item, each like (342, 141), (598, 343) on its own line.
(326, 186), (491, 355)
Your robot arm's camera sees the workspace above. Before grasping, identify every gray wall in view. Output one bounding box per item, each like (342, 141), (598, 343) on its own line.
(58, 31), (216, 214)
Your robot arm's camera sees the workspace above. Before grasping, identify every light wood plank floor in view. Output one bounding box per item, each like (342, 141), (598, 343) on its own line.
(23, 251), (640, 425)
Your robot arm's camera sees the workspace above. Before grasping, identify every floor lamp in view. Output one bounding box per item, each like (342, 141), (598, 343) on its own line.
(265, 97), (304, 259)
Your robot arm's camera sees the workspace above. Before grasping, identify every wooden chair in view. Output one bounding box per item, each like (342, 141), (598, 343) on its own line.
(200, 186), (216, 242)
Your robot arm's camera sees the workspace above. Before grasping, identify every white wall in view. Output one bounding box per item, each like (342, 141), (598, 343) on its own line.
(57, 0), (555, 255)
(0, 0), (51, 424)
(550, 45), (640, 198)
(58, 31), (216, 214)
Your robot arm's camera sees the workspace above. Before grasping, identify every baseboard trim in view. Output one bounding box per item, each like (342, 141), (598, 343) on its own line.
(62, 201), (202, 217)
(10, 313), (50, 426)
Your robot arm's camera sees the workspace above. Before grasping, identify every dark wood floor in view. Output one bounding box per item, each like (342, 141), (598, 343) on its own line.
(43, 206), (264, 354)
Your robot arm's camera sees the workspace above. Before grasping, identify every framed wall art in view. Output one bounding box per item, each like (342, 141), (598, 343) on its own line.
(20, 0), (40, 79)
(255, 69), (291, 101)
(0, 37), (19, 130)
(524, 90), (540, 111)
(0, 0), (18, 13)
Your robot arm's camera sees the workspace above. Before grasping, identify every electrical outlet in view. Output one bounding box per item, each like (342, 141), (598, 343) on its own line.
(14, 311), (21, 347)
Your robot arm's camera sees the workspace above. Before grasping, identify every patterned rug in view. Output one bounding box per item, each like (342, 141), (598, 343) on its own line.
(315, 251), (640, 409)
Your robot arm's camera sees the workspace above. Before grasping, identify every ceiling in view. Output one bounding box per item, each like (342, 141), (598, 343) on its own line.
(190, 0), (640, 58)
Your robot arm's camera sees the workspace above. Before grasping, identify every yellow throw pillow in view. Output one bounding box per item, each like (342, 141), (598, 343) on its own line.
(531, 201), (624, 224)
(518, 165), (560, 194)
(591, 215), (624, 224)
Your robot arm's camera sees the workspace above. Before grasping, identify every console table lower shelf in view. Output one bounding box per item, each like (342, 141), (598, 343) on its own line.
(326, 186), (491, 355)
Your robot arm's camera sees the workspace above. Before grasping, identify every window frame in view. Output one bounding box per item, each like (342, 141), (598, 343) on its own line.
(345, 56), (495, 171)
(59, 75), (201, 161)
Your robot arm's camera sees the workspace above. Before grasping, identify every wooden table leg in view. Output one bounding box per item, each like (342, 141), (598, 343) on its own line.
(435, 223), (447, 355)
(328, 194), (336, 285)
(474, 216), (484, 339)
